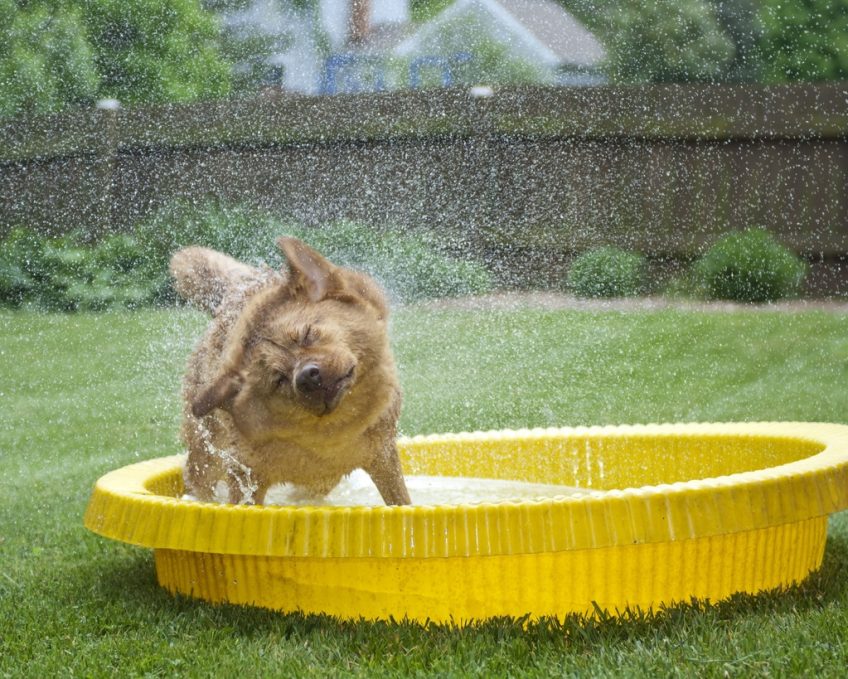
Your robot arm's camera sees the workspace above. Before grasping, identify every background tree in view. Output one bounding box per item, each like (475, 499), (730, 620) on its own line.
(81, 0), (231, 105)
(399, 12), (552, 88)
(566, 0), (848, 84)
(758, 0), (848, 82)
(202, 0), (292, 95)
(410, 0), (452, 22)
(706, 0), (764, 82)
(0, 0), (231, 116)
(0, 0), (100, 117)
(576, 0), (736, 83)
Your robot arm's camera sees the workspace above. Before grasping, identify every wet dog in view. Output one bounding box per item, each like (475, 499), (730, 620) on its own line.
(169, 237), (411, 506)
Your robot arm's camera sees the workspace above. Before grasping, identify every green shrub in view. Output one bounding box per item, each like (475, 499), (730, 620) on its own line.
(281, 221), (493, 303)
(134, 202), (492, 304)
(134, 201), (283, 265)
(1, 202), (493, 311)
(132, 201), (283, 303)
(567, 246), (648, 298)
(0, 228), (162, 311)
(693, 228), (807, 303)
(0, 229), (42, 306)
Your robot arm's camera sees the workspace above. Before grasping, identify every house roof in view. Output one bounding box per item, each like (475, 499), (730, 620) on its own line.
(496, 0), (605, 66)
(394, 0), (605, 69)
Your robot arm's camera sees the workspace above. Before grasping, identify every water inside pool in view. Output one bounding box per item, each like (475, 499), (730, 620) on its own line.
(183, 469), (587, 506)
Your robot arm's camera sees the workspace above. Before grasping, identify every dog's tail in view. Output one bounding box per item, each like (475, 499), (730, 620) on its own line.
(169, 247), (259, 315)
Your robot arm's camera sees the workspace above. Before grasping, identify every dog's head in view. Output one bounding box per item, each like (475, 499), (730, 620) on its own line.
(191, 237), (397, 440)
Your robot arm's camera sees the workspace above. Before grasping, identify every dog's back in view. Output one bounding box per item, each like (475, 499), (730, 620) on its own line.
(170, 246), (262, 315)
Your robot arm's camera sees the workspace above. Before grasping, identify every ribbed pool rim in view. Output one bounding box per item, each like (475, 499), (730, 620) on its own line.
(84, 422), (848, 560)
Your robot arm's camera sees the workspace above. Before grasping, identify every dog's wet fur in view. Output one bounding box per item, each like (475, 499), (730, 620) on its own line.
(170, 237), (411, 506)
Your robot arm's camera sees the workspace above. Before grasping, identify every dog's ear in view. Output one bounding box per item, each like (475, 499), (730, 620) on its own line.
(277, 237), (344, 302)
(191, 370), (243, 418)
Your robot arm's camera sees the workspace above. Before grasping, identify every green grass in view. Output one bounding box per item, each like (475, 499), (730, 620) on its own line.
(1, 306), (848, 677)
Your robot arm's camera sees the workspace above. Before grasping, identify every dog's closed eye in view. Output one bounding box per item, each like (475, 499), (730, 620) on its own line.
(296, 324), (319, 347)
(260, 336), (289, 352)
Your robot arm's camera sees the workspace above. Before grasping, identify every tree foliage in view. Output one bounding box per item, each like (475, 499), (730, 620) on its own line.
(403, 13), (551, 87)
(410, 0), (452, 23)
(706, 0), (764, 82)
(758, 0), (848, 82)
(577, 0), (736, 83)
(0, 0), (230, 116)
(0, 0), (99, 116)
(83, 0), (231, 105)
(562, 0), (847, 84)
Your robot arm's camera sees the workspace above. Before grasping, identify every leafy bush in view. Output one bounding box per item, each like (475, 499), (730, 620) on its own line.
(567, 246), (648, 298)
(281, 221), (493, 303)
(0, 229), (162, 311)
(133, 202), (492, 304)
(126, 201), (284, 304)
(1, 202), (493, 311)
(692, 228), (807, 302)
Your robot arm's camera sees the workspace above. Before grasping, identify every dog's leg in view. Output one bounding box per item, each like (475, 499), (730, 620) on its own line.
(184, 468), (217, 502)
(226, 467), (269, 505)
(183, 433), (227, 502)
(365, 441), (411, 505)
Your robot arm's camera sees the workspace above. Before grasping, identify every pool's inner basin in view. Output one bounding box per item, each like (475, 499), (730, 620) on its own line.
(400, 430), (825, 491)
(170, 432), (826, 506)
(142, 428), (828, 508)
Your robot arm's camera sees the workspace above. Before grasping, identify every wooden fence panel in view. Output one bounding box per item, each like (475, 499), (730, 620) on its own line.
(1, 84), (847, 258)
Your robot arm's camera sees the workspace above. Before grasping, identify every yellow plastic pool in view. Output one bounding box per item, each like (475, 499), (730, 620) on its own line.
(84, 422), (848, 624)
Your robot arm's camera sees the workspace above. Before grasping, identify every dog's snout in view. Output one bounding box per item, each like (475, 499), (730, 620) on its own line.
(296, 363), (322, 392)
(293, 360), (356, 415)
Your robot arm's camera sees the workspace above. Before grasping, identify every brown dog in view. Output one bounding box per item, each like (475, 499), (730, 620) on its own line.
(169, 237), (411, 506)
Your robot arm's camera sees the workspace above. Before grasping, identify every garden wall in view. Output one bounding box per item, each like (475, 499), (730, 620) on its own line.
(2, 83), (846, 264)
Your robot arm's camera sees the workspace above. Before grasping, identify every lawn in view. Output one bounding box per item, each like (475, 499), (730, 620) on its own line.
(1, 305), (848, 677)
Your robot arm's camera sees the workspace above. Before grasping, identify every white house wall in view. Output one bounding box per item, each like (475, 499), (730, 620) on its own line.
(320, 0), (349, 49)
(274, 36), (324, 93)
(223, 0), (290, 38)
(277, 4), (324, 94)
(395, 0), (605, 74)
(372, 0), (410, 24)
(468, 0), (561, 66)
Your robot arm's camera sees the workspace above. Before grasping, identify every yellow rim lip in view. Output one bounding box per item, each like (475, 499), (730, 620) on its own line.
(84, 422), (848, 559)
